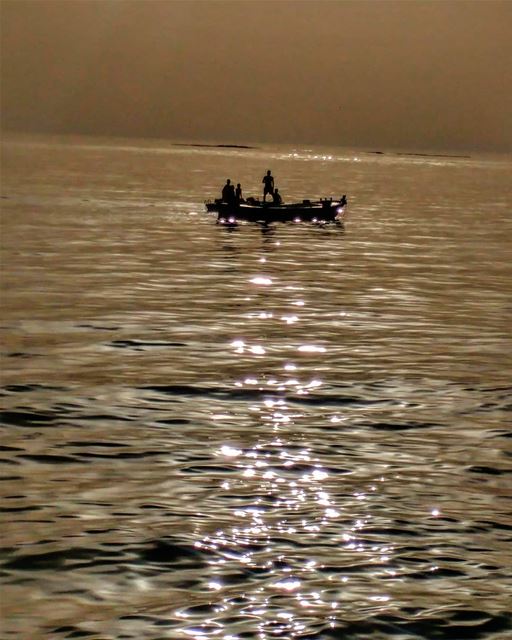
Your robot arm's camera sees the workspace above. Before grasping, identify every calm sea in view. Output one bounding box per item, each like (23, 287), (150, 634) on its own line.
(1, 134), (511, 640)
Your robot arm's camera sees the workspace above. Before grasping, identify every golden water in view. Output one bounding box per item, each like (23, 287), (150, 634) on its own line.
(1, 135), (511, 639)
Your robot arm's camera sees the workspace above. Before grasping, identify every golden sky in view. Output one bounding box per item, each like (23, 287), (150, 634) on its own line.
(1, 0), (511, 152)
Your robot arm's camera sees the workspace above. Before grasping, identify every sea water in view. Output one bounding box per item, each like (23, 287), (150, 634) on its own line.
(1, 134), (511, 639)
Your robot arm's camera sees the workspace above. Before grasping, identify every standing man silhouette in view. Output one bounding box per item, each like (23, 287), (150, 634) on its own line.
(221, 179), (235, 204)
(262, 170), (274, 202)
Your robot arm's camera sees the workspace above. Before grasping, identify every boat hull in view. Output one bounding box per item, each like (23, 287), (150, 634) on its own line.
(205, 200), (346, 224)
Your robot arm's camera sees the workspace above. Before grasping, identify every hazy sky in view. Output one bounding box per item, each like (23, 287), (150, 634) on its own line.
(1, 0), (511, 152)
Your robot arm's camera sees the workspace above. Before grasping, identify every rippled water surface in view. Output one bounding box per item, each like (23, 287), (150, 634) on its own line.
(1, 135), (511, 639)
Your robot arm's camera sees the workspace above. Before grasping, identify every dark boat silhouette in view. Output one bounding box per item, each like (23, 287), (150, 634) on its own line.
(205, 196), (347, 224)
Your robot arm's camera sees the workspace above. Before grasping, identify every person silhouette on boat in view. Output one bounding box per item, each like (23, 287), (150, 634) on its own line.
(221, 179), (236, 204)
(235, 183), (244, 204)
(272, 188), (282, 205)
(262, 170), (274, 202)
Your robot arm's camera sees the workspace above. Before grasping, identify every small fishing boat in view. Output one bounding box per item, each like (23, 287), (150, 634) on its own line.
(205, 196), (347, 224)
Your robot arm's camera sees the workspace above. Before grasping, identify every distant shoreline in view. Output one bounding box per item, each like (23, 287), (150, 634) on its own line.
(174, 144), (471, 158)
(368, 150), (471, 159)
(173, 143), (257, 149)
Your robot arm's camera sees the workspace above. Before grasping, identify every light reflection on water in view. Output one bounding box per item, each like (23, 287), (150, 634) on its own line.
(1, 135), (511, 639)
